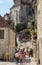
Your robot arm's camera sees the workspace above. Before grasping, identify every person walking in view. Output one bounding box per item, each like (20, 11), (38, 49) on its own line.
(18, 51), (25, 63)
(30, 48), (33, 57)
(28, 48), (30, 57)
(14, 51), (19, 63)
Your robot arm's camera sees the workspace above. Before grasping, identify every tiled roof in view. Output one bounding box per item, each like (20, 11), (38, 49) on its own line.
(4, 13), (9, 16)
(0, 16), (9, 27)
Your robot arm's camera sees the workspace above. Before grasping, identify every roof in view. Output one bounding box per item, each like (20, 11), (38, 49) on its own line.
(0, 16), (9, 27)
(4, 13), (9, 17)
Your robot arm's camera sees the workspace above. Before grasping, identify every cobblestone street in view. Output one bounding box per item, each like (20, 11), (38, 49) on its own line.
(0, 57), (37, 65)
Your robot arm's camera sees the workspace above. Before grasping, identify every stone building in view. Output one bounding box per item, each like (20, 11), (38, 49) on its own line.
(4, 13), (10, 21)
(10, 0), (34, 25)
(4, 13), (14, 30)
(37, 0), (42, 65)
(16, 29), (32, 49)
(0, 16), (15, 60)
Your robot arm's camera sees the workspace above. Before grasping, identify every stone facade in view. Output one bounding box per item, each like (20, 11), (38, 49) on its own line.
(16, 29), (32, 49)
(0, 27), (15, 60)
(10, 6), (21, 25)
(9, 28), (15, 60)
(10, 0), (33, 25)
(4, 13), (10, 20)
(0, 16), (15, 60)
(0, 28), (9, 59)
(37, 0), (42, 65)
(17, 36), (32, 48)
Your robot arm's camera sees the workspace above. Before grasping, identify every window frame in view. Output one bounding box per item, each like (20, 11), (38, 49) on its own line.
(0, 30), (4, 39)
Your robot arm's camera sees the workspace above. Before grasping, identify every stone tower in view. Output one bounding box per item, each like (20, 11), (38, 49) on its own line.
(10, 0), (34, 25)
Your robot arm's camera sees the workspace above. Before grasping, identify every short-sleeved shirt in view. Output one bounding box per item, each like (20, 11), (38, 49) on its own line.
(18, 53), (25, 59)
(15, 53), (19, 57)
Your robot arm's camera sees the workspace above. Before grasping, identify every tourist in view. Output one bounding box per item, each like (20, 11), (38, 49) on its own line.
(18, 51), (25, 63)
(14, 51), (19, 63)
(30, 48), (33, 57)
(27, 48), (30, 57)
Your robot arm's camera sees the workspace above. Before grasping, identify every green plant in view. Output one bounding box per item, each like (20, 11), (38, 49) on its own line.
(31, 17), (35, 23)
(28, 17), (35, 33)
(28, 28), (35, 34)
(14, 23), (21, 32)
(14, 22), (27, 33)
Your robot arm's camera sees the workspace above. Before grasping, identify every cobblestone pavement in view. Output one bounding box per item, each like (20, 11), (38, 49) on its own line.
(0, 57), (37, 65)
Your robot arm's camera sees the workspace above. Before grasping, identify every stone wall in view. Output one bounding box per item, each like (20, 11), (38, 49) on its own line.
(10, 6), (21, 25)
(20, 5), (29, 22)
(0, 27), (15, 60)
(0, 28), (9, 59)
(9, 28), (15, 60)
(16, 36), (32, 48)
(37, 0), (42, 65)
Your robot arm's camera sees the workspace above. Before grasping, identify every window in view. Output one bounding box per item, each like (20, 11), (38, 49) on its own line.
(0, 30), (4, 39)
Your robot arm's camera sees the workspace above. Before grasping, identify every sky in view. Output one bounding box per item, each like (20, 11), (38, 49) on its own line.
(0, 0), (14, 16)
